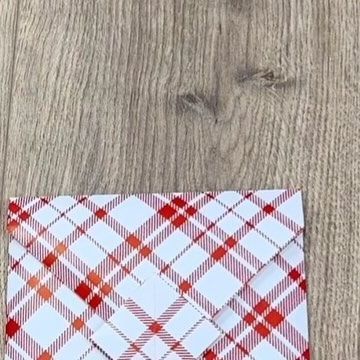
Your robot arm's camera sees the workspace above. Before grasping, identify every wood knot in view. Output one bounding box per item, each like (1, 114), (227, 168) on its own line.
(176, 92), (218, 123)
(229, 0), (251, 13)
(235, 68), (296, 90)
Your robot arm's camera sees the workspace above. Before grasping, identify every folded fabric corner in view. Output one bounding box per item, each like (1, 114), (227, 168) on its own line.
(91, 275), (220, 359)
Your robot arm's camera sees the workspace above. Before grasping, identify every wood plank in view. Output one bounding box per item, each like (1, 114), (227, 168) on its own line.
(0, 0), (18, 355)
(3, 0), (360, 358)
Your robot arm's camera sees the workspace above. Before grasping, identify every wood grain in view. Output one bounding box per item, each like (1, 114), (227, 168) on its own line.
(1, 0), (360, 358)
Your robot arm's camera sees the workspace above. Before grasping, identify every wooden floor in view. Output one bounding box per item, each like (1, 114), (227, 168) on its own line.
(1, 1), (360, 359)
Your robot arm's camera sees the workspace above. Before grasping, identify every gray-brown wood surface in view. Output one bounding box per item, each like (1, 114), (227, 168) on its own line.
(1, 1), (359, 359)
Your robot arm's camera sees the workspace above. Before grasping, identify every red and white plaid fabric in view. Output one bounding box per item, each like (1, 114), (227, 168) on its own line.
(5, 190), (310, 359)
